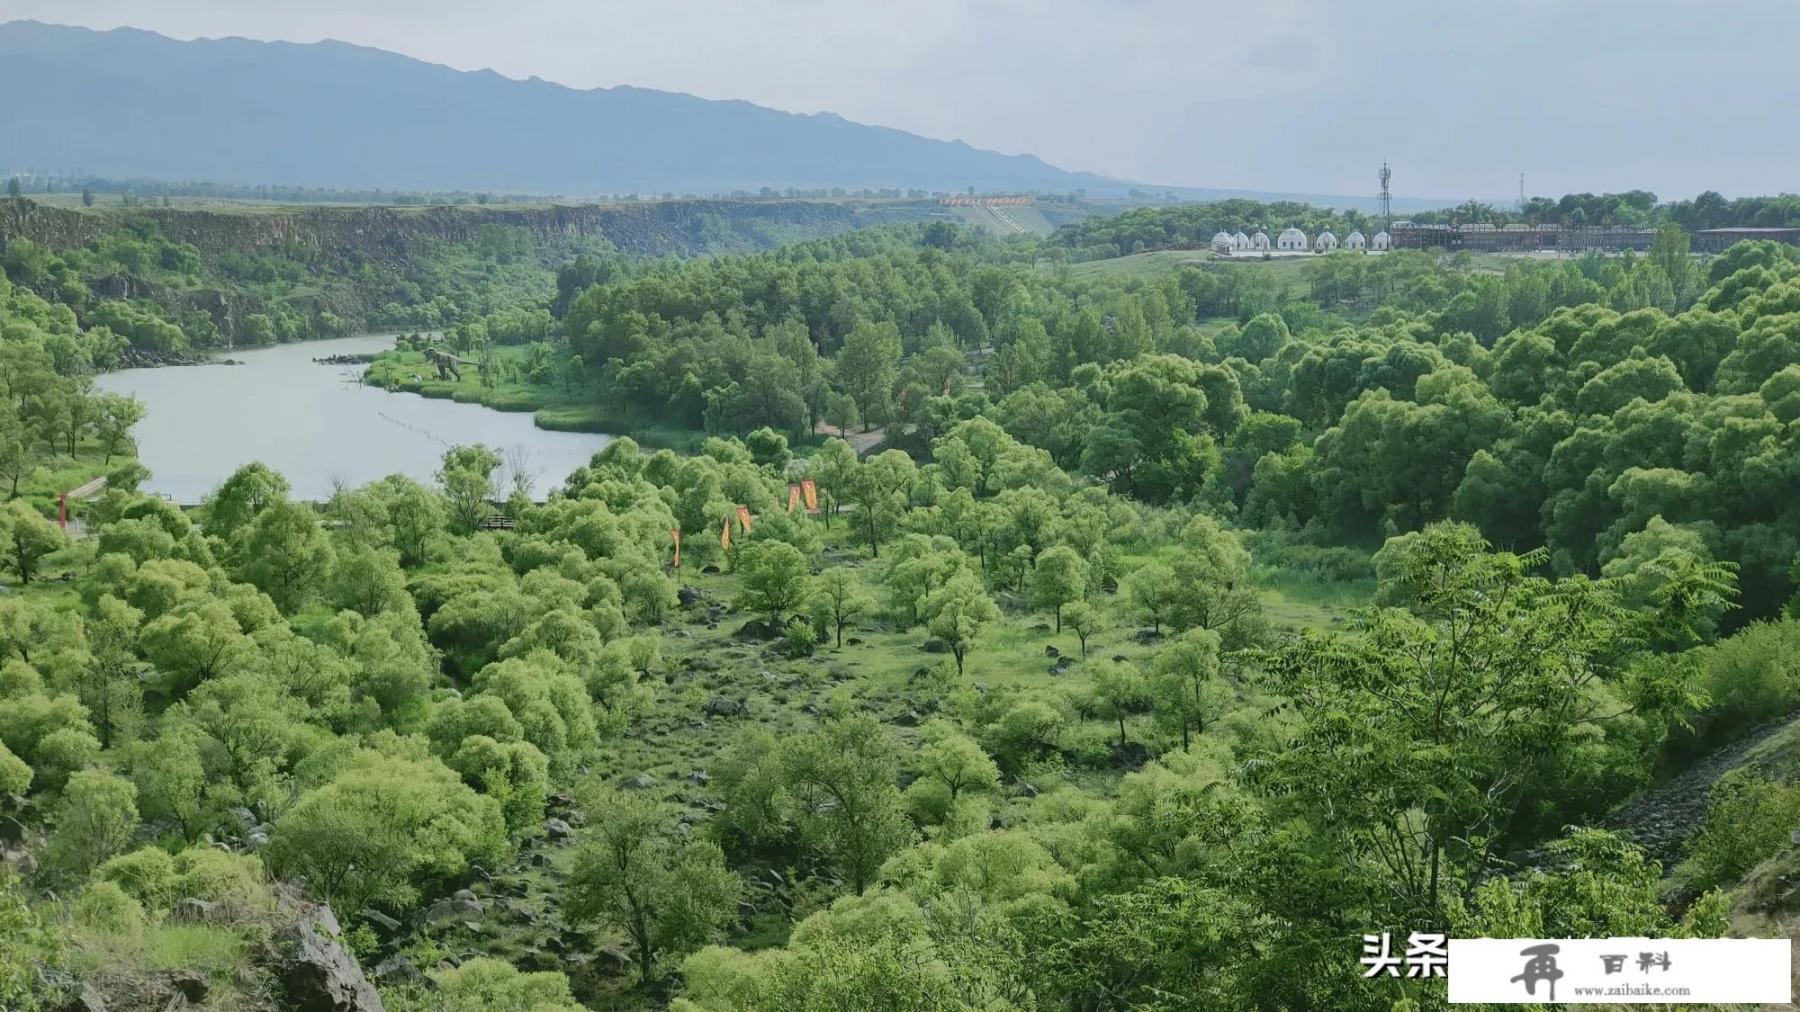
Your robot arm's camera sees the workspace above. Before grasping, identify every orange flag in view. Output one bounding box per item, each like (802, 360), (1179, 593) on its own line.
(787, 484), (802, 512)
(669, 528), (682, 569)
(736, 506), (754, 534)
(801, 479), (818, 511)
(720, 516), (732, 552)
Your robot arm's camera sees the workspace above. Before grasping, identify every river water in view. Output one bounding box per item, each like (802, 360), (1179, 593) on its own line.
(96, 334), (612, 502)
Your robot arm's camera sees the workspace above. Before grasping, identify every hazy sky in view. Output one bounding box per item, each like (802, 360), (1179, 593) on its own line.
(13, 0), (1800, 200)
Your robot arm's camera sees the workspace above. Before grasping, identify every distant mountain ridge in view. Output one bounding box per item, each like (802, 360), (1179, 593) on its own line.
(0, 20), (1454, 210)
(0, 21), (1136, 197)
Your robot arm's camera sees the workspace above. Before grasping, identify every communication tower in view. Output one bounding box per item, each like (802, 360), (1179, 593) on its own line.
(1378, 163), (1392, 233)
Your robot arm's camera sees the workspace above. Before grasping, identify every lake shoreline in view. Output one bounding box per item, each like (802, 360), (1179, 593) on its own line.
(97, 334), (613, 502)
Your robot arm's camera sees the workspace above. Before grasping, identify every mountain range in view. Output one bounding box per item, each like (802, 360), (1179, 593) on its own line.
(0, 20), (1445, 209)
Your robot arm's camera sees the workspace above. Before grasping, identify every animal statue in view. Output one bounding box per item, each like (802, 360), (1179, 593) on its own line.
(422, 345), (478, 382)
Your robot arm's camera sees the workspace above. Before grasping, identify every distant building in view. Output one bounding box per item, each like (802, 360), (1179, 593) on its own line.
(1211, 231), (1234, 253)
(1232, 231), (1250, 250)
(1277, 227), (1308, 251)
(1371, 230), (1392, 251)
(1344, 230), (1366, 250)
(1390, 222), (1656, 252)
(1694, 227), (1800, 252)
(1250, 230), (1271, 250)
(1314, 230), (1339, 252)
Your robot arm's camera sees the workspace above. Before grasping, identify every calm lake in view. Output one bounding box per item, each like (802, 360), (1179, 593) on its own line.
(97, 334), (612, 502)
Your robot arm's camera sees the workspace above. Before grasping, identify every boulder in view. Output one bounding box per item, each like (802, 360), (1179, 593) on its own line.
(170, 897), (214, 922)
(0, 815), (26, 844)
(358, 909), (403, 936)
(1043, 644), (1060, 658)
(619, 773), (654, 791)
(169, 970), (209, 1003)
(543, 818), (573, 840)
(595, 944), (635, 976)
(278, 905), (383, 1012)
(422, 897), (483, 924)
(686, 769), (711, 786)
(61, 984), (107, 1012)
(919, 638), (951, 654)
(677, 585), (705, 609)
(891, 710), (920, 728)
(701, 696), (741, 717)
(372, 957), (424, 986)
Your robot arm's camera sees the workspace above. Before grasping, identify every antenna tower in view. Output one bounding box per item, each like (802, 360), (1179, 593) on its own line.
(1378, 162), (1392, 233)
(1518, 173), (1526, 213)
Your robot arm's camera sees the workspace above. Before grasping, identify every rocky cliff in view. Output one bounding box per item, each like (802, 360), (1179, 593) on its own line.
(0, 197), (941, 264)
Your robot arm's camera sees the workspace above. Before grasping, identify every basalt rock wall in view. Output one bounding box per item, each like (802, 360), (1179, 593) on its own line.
(0, 198), (924, 263)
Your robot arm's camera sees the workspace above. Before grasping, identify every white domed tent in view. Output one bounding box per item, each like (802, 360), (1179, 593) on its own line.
(1371, 230), (1392, 251)
(1344, 230), (1367, 250)
(1211, 231), (1234, 253)
(1232, 231), (1251, 250)
(1276, 227), (1308, 251)
(1250, 230), (1271, 250)
(1314, 230), (1339, 252)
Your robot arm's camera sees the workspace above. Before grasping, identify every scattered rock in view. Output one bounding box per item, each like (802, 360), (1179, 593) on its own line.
(686, 770), (711, 786)
(169, 970), (209, 1003)
(919, 638), (950, 654)
(423, 897), (483, 924)
(373, 956), (425, 986)
(846, 636), (864, 646)
(1134, 627), (1161, 644)
(595, 944), (635, 976)
(61, 983), (107, 1012)
(543, 818), (574, 840)
(1043, 644), (1060, 658)
(1048, 656), (1073, 675)
(279, 904), (383, 1012)
(702, 696), (741, 717)
(0, 815), (27, 844)
(170, 898), (215, 923)
(735, 618), (782, 641)
(891, 710), (920, 728)
(358, 909), (402, 936)
(677, 585), (705, 609)
(452, 889), (479, 905)
(1015, 781), (1040, 798)
(620, 773), (654, 791)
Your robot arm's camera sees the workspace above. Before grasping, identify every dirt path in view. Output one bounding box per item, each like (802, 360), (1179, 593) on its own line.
(814, 421), (885, 455)
(1604, 715), (1800, 867)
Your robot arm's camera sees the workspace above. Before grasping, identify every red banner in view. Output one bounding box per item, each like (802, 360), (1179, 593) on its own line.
(736, 506), (754, 534)
(669, 528), (682, 569)
(720, 516), (732, 552)
(787, 484), (802, 512)
(801, 479), (818, 511)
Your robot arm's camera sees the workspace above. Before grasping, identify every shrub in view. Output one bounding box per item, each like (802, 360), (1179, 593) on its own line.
(171, 848), (267, 911)
(73, 881), (146, 936)
(98, 847), (178, 909)
(1678, 771), (1800, 891)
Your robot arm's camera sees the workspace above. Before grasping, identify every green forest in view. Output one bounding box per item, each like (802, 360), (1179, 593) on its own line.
(3, 193), (1800, 1011)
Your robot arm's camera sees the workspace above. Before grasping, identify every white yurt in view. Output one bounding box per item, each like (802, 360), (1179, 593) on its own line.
(1250, 230), (1271, 250)
(1314, 230), (1339, 252)
(1232, 231), (1251, 250)
(1276, 227), (1308, 251)
(1211, 231), (1234, 253)
(1371, 230), (1392, 251)
(1344, 230), (1367, 251)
